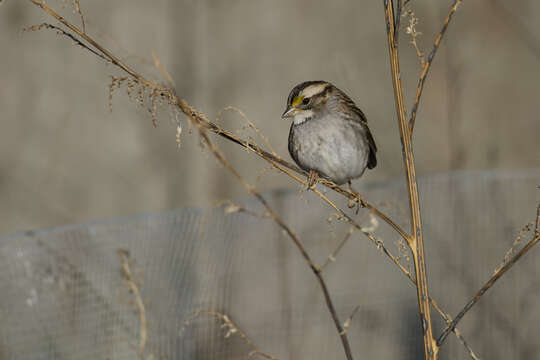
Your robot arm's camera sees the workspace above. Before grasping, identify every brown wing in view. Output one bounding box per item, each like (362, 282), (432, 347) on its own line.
(365, 125), (377, 169)
(337, 88), (377, 169)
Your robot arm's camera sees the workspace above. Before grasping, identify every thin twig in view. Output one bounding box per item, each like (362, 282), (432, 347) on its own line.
(404, 9), (425, 65)
(383, 1), (437, 358)
(181, 309), (278, 360)
(341, 303), (362, 336)
(535, 203), (540, 238)
(434, 307), (480, 360)
(29, 1), (153, 86)
(71, 0), (85, 34)
(437, 209), (540, 346)
(220, 200), (267, 218)
(395, 238), (412, 275)
(322, 226), (355, 270)
(118, 250), (147, 358)
(493, 222), (534, 274)
(217, 106), (279, 157)
(23, 23), (108, 62)
(152, 51), (175, 89)
(409, 0), (463, 135)
(395, 0), (404, 45)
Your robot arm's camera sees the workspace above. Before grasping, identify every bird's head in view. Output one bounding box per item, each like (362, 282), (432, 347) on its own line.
(282, 80), (333, 125)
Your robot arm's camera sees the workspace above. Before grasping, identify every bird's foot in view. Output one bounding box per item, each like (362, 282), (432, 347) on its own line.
(347, 181), (366, 214)
(307, 170), (319, 190)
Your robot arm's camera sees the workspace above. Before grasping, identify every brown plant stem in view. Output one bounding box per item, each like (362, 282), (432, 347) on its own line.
(438, 203), (540, 347)
(183, 309), (278, 360)
(438, 233), (540, 347)
(118, 250), (148, 357)
(409, 0), (463, 135)
(322, 227), (355, 270)
(71, 0), (85, 34)
(395, 0), (405, 45)
(383, 1), (437, 359)
(30, 1), (144, 83)
(534, 204), (540, 236)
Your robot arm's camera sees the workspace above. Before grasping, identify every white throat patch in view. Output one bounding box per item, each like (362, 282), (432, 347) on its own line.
(292, 110), (314, 125)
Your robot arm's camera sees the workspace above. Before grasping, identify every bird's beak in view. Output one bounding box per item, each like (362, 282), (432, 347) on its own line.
(281, 106), (296, 119)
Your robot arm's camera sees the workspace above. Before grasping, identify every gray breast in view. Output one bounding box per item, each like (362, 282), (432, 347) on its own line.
(288, 114), (370, 185)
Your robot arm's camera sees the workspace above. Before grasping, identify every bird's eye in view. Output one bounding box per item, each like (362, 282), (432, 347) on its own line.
(302, 97), (310, 105)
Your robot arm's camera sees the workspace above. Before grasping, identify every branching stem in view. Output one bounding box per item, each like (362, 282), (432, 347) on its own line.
(409, 0), (463, 135)
(383, 1), (437, 358)
(437, 204), (540, 346)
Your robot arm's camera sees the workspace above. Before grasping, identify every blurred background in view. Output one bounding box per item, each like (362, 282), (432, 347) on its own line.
(1, 1), (540, 360)
(0, 0), (538, 236)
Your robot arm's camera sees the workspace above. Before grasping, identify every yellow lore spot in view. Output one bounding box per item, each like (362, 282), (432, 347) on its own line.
(291, 96), (304, 107)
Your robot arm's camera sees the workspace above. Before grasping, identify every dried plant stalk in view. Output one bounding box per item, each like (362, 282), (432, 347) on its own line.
(404, 8), (425, 65)
(494, 222), (534, 274)
(383, 1), (437, 358)
(409, 0), (463, 135)
(217, 106), (279, 157)
(71, 0), (85, 34)
(118, 250), (148, 357)
(182, 309), (278, 360)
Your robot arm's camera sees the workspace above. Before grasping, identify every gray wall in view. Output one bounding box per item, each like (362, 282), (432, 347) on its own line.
(0, 0), (539, 235)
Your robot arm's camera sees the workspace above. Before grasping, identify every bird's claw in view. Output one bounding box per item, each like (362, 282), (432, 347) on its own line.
(347, 181), (366, 214)
(307, 170), (319, 190)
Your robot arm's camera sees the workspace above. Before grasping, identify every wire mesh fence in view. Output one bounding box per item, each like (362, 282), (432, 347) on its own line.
(0, 169), (538, 360)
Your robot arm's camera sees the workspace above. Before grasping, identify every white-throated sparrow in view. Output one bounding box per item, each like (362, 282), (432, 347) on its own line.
(282, 80), (377, 187)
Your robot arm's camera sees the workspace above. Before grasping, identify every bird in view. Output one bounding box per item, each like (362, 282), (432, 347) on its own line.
(282, 80), (377, 193)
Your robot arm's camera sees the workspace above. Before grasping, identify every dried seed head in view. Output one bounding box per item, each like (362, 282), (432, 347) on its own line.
(175, 125), (182, 148)
(224, 203), (242, 214)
